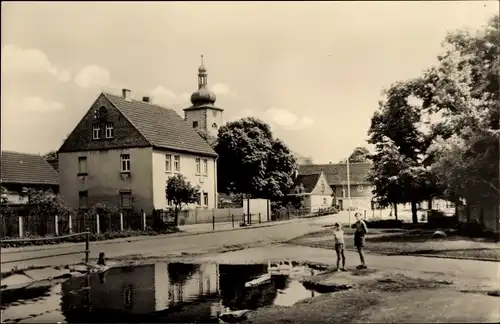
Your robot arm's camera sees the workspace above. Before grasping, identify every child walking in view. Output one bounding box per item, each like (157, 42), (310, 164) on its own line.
(333, 222), (346, 271)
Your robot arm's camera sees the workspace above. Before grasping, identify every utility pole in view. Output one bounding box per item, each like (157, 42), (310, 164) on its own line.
(347, 158), (352, 226)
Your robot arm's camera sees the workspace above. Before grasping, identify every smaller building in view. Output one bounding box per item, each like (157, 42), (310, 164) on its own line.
(0, 151), (59, 204)
(288, 172), (334, 212)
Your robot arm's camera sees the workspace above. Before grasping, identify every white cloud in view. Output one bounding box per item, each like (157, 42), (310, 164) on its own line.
(21, 97), (64, 113)
(1, 44), (71, 82)
(264, 108), (314, 130)
(211, 82), (229, 96)
(74, 65), (111, 88)
(150, 85), (191, 108)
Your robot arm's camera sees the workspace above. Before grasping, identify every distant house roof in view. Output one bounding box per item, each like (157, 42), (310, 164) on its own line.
(299, 163), (372, 185)
(104, 93), (217, 157)
(291, 172), (322, 194)
(1, 151), (59, 186)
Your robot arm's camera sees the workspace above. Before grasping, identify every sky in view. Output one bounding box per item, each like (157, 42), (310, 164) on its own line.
(1, 1), (497, 163)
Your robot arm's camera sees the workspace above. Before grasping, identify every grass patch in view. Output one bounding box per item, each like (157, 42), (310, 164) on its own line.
(290, 229), (500, 261)
(245, 274), (456, 324)
(1, 227), (180, 248)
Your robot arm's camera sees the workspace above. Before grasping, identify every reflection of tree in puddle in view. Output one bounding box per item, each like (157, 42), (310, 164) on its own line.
(167, 263), (200, 285)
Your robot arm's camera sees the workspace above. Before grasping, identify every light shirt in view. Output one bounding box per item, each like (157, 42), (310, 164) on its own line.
(333, 229), (345, 245)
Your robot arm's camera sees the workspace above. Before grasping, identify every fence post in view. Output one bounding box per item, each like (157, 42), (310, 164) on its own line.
(96, 214), (100, 234)
(55, 215), (59, 236)
(85, 228), (90, 263)
(18, 215), (23, 238)
(120, 212), (124, 231)
(142, 211), (146, 231)
(212, 209), (215, 231)
(69, 214), (73, 234)
(231, 214), (234, 228)
(258, 212), (261, 224)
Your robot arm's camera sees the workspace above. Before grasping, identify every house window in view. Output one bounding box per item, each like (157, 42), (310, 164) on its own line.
(321, 183), (325, 194)
(202, 159), (208, 175)
(195, 158), (201, 174)
(212, 123), (218, 129)
(357, 185), (364, 192)
(105, 124), (114, 139)
(174, 155), (180, 172)
(78, 190), (88, 209)
(193, 121), (198, 128)
(92, 125), (101, 139)
(78, 156), (87, 175)
(212, 110), (217, 117)
(165, 154), (172, 172)
(445, 201), (455, 209)
(196, 193), (201, 206)
(342, 188), (346, 198)
(323, 198), (327, 205)
(203, 193), (209, 206)
(120, 192), (132, 209)
(120, 154), (131, 172)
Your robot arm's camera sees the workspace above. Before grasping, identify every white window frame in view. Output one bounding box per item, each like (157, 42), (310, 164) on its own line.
(202, 159), (208, 175)
(120, 154), (131, 172)
(92, 125), (101, 139)
(203, 192), (209, 206)
(105, 123), (114, 139)
(165, 154), (172, 172)
(173, 155), (180, 172)
(78, 156), (87, 174)
(195, 158), (201, 175)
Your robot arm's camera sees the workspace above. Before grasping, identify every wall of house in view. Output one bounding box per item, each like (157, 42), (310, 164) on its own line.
(59, 147), (154, 213)
(204, 109), (223, 137)
(309, 195), (334, 211)
(333, 184), (373, 199)
(184, 109), (207, 133)
(152, 149), (217, 210)
(184, 108), (223, 137)
(2, 184), (59, 205)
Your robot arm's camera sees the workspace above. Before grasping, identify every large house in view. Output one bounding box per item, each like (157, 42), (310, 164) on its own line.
(1, 151), (60, 204)
(288, 172), (334, 212)
(299, 162), (373, 211)
(58, 60), (221, 214)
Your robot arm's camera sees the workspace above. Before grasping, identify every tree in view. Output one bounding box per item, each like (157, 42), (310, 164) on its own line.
(196, 129), (217, 148)
(215, 117), (297, 222)
(349, 146), (370, 163)
(43, 151), (58, 161)
(367, 79), (438, 223)
(165, 174), (200, 226)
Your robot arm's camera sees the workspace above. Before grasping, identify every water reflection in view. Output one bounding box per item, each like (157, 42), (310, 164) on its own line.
(4, 262), (321, 323)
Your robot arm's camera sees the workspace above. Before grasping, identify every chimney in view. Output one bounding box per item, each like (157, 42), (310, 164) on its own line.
(142, 96), (151, 103)
(122, 89), (132, 101)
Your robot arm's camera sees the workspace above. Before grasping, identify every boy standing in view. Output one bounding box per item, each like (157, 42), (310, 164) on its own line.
(333, 222), (346, 271)
(351, 213), (368, 269)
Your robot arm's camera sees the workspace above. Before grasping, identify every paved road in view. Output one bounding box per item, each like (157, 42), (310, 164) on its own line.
(1, 214), (338, 272)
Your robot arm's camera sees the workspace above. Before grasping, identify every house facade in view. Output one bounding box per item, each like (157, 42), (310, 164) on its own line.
(299, 163), (373, 211)
(1, 151), (59, 204)
(288, 172), (334, 212)
(58, 84), (218, 214)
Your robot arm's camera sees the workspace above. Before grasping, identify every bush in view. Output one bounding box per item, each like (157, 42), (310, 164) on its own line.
(427, 210), (458, 229)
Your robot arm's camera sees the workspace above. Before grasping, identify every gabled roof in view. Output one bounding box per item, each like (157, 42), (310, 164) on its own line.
(291, 172), (322, 194)
(104, 93), (217, 157)
(1, 151), (59, 186)
(299, 162), (372, 185)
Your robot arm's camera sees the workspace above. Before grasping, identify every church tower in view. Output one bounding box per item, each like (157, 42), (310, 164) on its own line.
(183, 55), (224, 137)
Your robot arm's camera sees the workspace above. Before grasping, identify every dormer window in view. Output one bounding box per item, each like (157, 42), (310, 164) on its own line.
(105, 123), (114, 139)
(92, 125), (101, 139)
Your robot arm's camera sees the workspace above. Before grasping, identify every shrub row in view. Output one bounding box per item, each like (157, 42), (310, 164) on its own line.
(1, 227), (180, 248)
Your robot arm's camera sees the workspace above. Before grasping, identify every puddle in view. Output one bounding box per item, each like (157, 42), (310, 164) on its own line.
(1, 262), (324, 323)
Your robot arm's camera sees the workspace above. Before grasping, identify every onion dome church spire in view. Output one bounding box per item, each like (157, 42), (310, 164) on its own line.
(190, 54), (216, 106)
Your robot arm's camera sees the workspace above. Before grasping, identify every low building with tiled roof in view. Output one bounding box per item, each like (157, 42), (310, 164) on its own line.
(288, 171), (334, 212)
(1, 151), (59, 204)
(298, 162), (374, 211)
(58, 77), (220, 213)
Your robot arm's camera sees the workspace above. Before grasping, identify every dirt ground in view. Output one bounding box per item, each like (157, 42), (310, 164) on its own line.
(289, 227), (500, 261)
